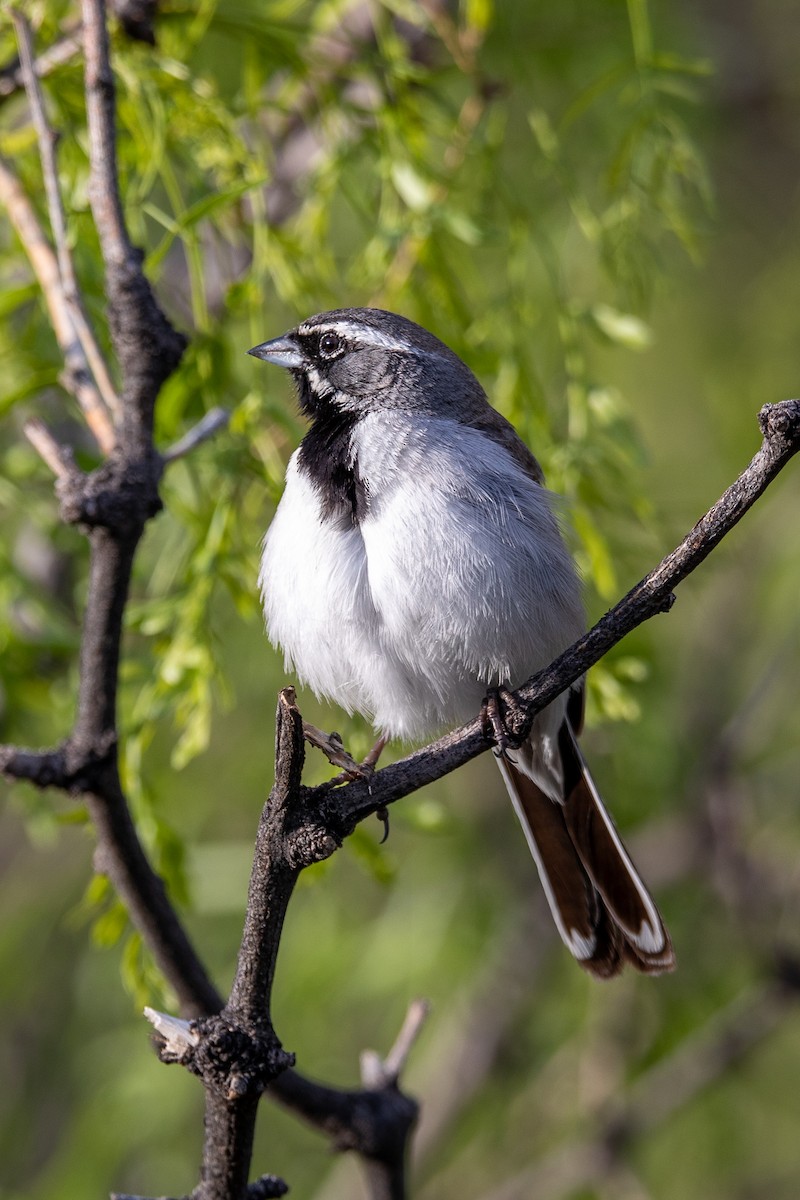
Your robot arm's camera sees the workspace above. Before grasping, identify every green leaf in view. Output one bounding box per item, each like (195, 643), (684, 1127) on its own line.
(572, 505), (618, 599)
(464, 0), (494, 33)
(144, 176), (266, 272)
(390, 162), (435, 212)
(590, 303), (654, 350)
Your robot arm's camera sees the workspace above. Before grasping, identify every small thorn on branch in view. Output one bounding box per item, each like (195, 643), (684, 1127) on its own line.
(162, 407), (229, 462)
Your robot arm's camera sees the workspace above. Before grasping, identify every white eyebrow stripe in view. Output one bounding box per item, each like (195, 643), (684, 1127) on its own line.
(297, 320), (452, 362)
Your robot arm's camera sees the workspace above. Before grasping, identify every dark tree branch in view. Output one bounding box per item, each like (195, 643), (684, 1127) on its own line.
(229, 688), (306, 1020)
(1, 0), (214, 1019)
(186, 691), (306, 1200)
(275, 1070), (419, 1200)
(82, 0), (186, 454)
(0, 744), (72, 788)
(87, 772), (223, 1018)
(82, 0), (135, 273)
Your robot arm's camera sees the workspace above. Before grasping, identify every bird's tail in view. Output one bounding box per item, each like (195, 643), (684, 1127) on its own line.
(496, 719), (675, 978)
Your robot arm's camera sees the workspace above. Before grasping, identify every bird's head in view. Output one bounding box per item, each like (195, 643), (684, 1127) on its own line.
(248, 307), (484, 421)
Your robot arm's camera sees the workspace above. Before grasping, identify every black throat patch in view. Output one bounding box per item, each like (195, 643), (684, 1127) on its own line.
(296, 399), (369, 527)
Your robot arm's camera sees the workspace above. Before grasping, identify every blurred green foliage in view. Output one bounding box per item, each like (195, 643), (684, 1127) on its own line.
(1, 1), (799, 1198)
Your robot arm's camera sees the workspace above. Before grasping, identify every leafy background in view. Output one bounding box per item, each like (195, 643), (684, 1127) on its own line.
(1, 1), (799, 1197)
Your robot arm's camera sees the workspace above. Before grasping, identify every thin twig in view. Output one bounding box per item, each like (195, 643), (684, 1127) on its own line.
(12, 9), (121, 423)
(0, 154), (116, 453)
(162, 407), (230, 462)
(0, 23), (82, 101)
(376, 999), (431, 1085)
(23, 417), (78, 480)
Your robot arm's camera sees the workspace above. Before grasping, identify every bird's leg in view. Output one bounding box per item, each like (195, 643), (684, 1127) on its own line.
(481, 685), (526, 758)
(362, 734), (387, 773)
(360, 735), (391, 841)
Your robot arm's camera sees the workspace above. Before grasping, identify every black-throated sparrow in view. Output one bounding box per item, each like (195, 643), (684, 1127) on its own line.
(250, 308), (674, 978)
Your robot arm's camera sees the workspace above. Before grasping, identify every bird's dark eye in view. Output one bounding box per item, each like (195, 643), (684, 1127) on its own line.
(318, 331), (343, 357)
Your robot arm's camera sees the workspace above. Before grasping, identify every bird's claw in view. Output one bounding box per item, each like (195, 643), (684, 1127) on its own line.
(481, 685), (525, 758)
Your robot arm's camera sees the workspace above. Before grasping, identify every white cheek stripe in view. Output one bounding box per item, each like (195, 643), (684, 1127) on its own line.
(305, 364), (335, 399)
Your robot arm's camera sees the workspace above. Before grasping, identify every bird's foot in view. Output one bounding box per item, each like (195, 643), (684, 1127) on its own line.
(303, 725), (387, 785)
(481, 685), (526, 759)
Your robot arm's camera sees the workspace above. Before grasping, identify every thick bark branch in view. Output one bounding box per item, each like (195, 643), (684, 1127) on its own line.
(189, 693), (305, 1200)
(229, 689), (305, 1020)
(82, 0), (186, 454)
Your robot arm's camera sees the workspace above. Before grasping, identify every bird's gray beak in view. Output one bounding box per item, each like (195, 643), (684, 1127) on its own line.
(247, 336), (304, 369)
